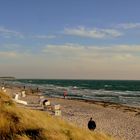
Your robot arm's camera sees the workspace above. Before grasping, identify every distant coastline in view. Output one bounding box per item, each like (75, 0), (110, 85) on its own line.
(0, 77), (16, 80)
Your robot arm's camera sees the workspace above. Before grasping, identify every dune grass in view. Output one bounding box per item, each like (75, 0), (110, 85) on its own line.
(0, 91), (114, 140)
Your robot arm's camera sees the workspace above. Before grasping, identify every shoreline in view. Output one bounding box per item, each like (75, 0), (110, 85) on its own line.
(1, 80), (140, 108)
(3, 84), (140, 115)
(48, 96), (140, 116)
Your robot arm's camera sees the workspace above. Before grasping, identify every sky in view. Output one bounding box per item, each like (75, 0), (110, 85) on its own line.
(0, 0), (140, 79)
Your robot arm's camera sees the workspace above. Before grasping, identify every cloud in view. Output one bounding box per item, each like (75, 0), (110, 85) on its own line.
(64, 27), (122, 39)
(0, 51), (19, 58)
(0, 26), (23, 38)
(1, 43), (139, 62)
(43, 43), (140, 61)
(0, 26), (57, 40)
(34, 44), (140, 79)
(1, 43), (140, 79)
(32, 35), (56, 39)
(1, 44), (22, 50)
(117, 23), (140, 29)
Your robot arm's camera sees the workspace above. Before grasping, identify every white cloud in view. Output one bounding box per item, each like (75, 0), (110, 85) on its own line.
(117, 23), (140, 29)
(0, 26), (57, 40)
(64, 27), (122, 39)
(33, 35), (56, 39)
(41, 44), (140, 79)
(0, 51), (19, 58)
(1, 44), (140, 79)
(1, 43), (139, 62)
(0, 26), (23, 38)
(43, 43), (140, 60)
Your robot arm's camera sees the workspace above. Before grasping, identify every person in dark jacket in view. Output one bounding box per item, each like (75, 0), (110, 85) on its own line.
(42, 99), (48, 106)
(88, 117), (96, 131)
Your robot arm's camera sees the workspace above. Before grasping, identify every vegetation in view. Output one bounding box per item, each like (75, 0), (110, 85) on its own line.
(0, 91), (114, 140)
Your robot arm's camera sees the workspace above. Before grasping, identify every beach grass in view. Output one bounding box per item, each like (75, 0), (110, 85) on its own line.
(0, 91), (114, 140)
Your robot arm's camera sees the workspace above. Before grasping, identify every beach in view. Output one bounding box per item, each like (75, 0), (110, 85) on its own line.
(4, 86), (140, 140)
(47, 97), (140, 140)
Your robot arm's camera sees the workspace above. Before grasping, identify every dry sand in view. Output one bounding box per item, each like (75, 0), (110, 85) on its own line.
(4, 87), (140, 140)
(47, 97), (140, 140)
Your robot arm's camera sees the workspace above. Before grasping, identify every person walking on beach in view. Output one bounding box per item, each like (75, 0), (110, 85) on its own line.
(88, 117), (96, 131)
(63, 90), (67, 99)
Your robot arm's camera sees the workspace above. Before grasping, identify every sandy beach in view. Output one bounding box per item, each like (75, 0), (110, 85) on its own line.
(4, 87), (140, 140)
(47, 97), (140, 140)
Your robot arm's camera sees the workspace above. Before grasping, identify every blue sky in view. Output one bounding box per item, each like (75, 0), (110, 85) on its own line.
(0, 0), (140, 79)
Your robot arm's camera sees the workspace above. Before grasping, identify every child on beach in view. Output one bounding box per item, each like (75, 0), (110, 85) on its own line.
(63, 90), (67, 99)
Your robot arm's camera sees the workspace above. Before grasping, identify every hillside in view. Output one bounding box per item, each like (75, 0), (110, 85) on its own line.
(0, 91), (114, 140)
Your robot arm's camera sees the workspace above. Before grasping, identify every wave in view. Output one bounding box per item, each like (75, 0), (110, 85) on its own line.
(3, 79), (140, 107)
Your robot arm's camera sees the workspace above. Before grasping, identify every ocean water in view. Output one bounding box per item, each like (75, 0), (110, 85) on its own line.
(3, 79), (140, 107)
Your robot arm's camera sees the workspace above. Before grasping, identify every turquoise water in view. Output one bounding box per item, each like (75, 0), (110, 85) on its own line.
(4, 79), (140, 106)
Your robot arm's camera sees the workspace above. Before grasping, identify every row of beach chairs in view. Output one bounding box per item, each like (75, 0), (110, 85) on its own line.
(1, 86), (62, 116)
(40, 97), (61, 116)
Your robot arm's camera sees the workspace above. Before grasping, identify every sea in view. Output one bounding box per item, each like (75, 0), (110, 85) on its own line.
(2, 79), (140, 107)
